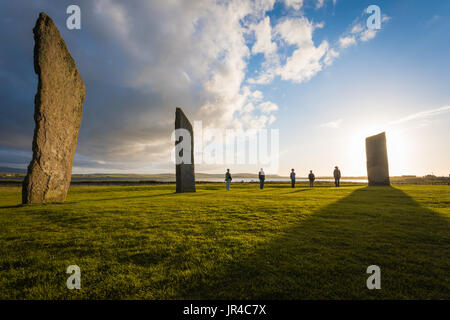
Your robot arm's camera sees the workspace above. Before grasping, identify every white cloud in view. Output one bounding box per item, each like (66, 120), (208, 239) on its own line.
(251, 16), (277, 56)
(339, 35), (356, 48)
(324, 48), (339, 66)
(248, 7), (387, 86)
(248, 17), (330, 84)
(315, 21), (325, 29)
(336, 15), (384, 54)
(247, 71), (277, 85)
(320, 118), (343, 128)
(268, 114), (276, 125)
(248, 4), (388, 88)
(275, 18), (329, 83)
(351, 24), (363, 34)
(248, 16), (280, 84)
(382, 14), (392, 23)
(275, 17), (316, 47)
(278, 40), (329, 83)
(360, 29), (377, 41)
(251, 90), (264, 101)
(316, 0), (325, 9)
(90, 0), (387, 165)
(83, 0), (282, 165)
(389, 106), (450, 125)
(258, 101), (279, 113)
(240, 113), (274, 129)
(283, 0), (303, 10)
(242, 103), (255, 113)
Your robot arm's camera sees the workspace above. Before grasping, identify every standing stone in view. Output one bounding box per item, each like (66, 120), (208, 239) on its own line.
(22, 13), (85, 204)
(365, 132), (390, 186)
(175, 108), (196, 192)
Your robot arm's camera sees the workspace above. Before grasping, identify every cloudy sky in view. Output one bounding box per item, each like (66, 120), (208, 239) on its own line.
(0, 0), (449, 176)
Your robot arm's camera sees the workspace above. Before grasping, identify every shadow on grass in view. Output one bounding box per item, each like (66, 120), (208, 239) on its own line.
(65, 192), (177, 204)
(289, 188), (313, 193)
(267, 184), (335, 189)
(169, 186), (449, 299)
(69, 187), (244, 203)
(0, 204), (24, 209)
(119, 250), (171, 267)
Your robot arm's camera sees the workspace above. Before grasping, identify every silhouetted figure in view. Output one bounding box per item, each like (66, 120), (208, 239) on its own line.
(259, 168), (265, 189)
(290, 169), (296, 188)
(334, 166), (341, 187)
(308, 170), (315, 188)
(225, 169), (232, 190)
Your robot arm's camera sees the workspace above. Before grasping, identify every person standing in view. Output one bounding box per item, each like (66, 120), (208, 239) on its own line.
(333, 166), (341, 187)
(308, 170), (315, 188)
(225, 169), (232, 190)
(259, 168), (265, 189)
(290, 169), (296, 188)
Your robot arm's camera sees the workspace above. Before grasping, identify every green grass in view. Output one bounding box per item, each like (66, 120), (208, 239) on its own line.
(0, 183), (449, 299)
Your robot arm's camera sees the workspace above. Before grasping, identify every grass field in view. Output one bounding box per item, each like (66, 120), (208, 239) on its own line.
(0, 183), (448, 299)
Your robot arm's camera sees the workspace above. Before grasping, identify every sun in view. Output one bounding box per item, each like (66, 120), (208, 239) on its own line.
(346, 125), (411, 177)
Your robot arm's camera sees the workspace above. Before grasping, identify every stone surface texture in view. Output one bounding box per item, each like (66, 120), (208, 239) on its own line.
(365, 132), (390, 186)
(175, 108), (196, 193)
(22, 13), (85, 204)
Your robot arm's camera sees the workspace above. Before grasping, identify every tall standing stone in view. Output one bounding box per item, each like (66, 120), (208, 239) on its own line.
(22, 13), (85, 204)
(365, 132), (390, 186)
(175, 108), (196, 192)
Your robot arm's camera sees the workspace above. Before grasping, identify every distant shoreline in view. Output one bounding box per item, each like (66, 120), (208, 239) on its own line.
(1, 169), (448, 186)
(0, 177), (448, 186)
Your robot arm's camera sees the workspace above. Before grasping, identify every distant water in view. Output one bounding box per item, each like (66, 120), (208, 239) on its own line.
(0, 176), (368, 183)
(195, 178), (368, 183)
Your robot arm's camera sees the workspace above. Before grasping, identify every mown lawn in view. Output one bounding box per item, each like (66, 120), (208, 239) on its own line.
(0, 183), (448, 299)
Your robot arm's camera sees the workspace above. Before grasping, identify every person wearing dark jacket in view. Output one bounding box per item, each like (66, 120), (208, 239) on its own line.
(308, 170), (315, 188)
(258, 168), (265, 189)
(333, 166), (341, 187)
(225, 169), (232, 190)
(290, 169), (296, 188)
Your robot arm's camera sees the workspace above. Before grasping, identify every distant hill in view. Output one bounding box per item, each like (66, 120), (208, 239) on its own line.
(2, 168), (447, 184)
(0, 166), (26, 174)
(71, 172), (287, 179)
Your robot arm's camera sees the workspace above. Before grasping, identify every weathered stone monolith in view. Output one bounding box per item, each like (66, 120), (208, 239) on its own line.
(365, 132), (390, 186)
(175, 108), (196, 192)
(22, 13), (85, 204)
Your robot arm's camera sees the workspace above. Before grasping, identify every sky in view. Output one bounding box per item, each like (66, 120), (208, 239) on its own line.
(0, 0), (449, 176)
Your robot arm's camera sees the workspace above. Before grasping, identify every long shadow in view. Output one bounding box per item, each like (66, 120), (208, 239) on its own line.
(0, 204), (23, 209)
(64, 192), (176, 204)
(289, 188), (312, 193)
(169, 186), (449, 299)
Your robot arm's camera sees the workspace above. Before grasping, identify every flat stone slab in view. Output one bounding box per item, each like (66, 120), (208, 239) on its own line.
(22, 13), (85, 204)
(175, 108), (196, 193)
(366, 132), (390, 186)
